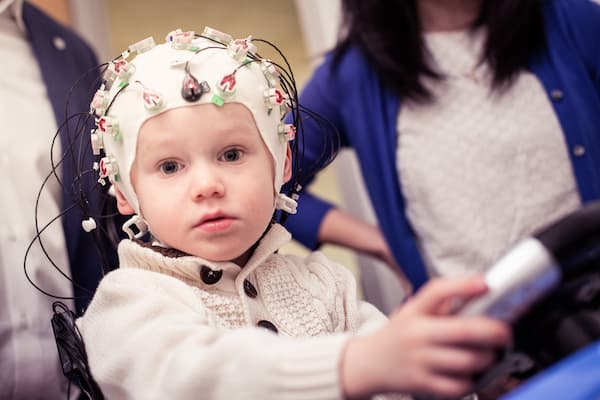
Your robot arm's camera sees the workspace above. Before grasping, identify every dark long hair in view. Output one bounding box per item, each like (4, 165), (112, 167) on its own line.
(334, 0), (547, 102)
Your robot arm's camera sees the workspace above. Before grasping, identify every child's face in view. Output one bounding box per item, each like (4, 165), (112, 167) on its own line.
(117, 103), (288, 265)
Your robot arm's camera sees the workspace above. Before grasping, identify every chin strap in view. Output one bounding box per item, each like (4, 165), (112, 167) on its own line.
(122, 214), (149, 239)
(275, 193), (297, 214)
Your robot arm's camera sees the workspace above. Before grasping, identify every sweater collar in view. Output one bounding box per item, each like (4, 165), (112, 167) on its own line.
(117, 223), (292, 291)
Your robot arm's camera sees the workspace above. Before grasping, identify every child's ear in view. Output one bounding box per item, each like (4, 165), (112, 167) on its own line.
(282, 145), (292, 183)
(114, 184), (135, 215)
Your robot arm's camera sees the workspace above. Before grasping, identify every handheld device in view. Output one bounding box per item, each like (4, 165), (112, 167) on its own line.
(460, 200), (600, 322)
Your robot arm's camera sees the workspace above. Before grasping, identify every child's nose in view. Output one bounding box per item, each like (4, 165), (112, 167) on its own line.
(190, 168), (225, 199)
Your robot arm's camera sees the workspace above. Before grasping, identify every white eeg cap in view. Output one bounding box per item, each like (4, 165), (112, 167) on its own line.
(92, 29), (294, 237)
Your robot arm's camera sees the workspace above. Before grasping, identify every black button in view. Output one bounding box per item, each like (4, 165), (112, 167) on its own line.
(243, 279), (257, 298)
(200, 266), (222, 284)
(257, 320), (278, 333)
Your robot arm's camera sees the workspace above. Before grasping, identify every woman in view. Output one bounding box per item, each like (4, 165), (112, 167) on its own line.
(286, 0), (600, 291)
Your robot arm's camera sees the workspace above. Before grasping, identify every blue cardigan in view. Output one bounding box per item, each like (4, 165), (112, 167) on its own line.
(23, 3), (115, 313)
(285, 0), (600, 290)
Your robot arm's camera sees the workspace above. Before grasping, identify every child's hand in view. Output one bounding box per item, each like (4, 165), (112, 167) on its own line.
(341, 276), (512, 399)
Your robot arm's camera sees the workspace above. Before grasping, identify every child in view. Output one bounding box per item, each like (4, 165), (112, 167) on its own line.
(75, 28), (510, 399)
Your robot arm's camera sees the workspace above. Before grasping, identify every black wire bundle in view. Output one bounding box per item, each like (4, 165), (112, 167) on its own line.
(51, 302), (104, 400)
(24, 61), (122, 305)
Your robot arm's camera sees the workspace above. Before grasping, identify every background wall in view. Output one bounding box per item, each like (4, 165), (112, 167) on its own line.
(104, 0), (311, 85)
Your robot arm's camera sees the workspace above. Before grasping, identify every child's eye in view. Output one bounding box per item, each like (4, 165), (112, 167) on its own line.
(159, 161), (181, 175)
(221, 149), (242, 162)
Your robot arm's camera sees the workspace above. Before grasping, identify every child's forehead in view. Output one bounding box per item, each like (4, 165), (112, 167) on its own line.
(138, 102), (259, 134)
(136, 102), (263, 146)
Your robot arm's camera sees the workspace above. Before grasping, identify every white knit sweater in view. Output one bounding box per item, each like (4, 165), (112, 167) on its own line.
(78, 224), (400, 400)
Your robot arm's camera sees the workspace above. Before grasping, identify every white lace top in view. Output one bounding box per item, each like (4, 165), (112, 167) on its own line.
(396, 29), (580, 277)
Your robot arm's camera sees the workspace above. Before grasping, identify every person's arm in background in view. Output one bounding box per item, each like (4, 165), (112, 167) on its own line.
(284, 54), (412, 292)
(568, 0), (600, 94)
(320, 208), (413, 293)
(283, 54), (343, 249)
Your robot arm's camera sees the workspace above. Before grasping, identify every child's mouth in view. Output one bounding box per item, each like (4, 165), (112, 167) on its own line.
(196, 214), (234, 232)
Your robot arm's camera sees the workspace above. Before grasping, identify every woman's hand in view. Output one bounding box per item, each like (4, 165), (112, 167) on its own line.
(340, 276), (512, 399)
